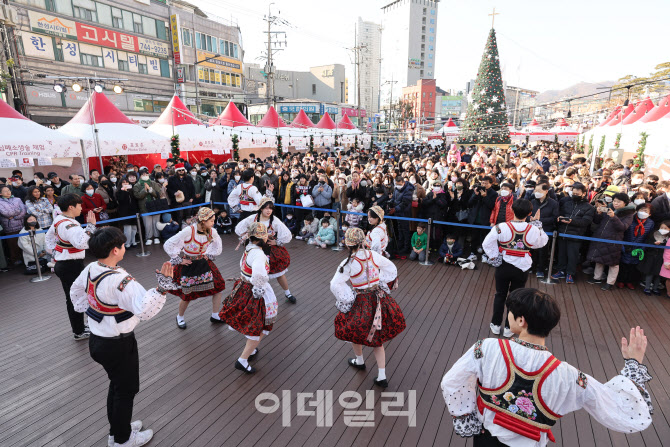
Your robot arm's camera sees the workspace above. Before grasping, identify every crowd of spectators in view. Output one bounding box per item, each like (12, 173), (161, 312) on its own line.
(1, 142), (669, 296)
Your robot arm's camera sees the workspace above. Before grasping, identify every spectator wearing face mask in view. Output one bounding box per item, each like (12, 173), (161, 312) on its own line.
(586, 193), (636, 291)
(81, 182), (107, 222)
(17, 213), (53, 272)
(422, 180), (448, 247)
(650, 180), (670, 228)
(188, 167), (205, 204)
(0, 185), (27, 265)
(490, 183), (516, 225)
(530, 183), (559, 278)
(25, 186), (54, 229)
(332, 173), (349, 214)
(312, 174), (333, 213)
(618, 204), (655, 290)
(9, 176), (27, 201)
(408, 174), (426, 232)
(346, 171), (368, 205)
(551, 183), (595, 284)
(133, 170), (162, 245)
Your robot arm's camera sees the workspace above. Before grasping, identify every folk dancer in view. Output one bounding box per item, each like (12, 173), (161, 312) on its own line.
(330, 228), (406, 388)
(366, 205), (389, 257)
(164, 207), (225, 329)
(235, 196), (297, 303)
(219, 222), (277, 374)
(45, 193), (97, 340)
(70, 226), (178, 447)
(441, 288), (653, 447)
(483, 199), (548, 338)
(228, 169), (265, 221)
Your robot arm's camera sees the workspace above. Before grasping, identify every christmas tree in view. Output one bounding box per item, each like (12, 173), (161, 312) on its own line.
(458, 28), (510, 145)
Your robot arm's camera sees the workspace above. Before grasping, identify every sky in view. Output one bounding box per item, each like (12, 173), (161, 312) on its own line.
(188, 0), (669, 95)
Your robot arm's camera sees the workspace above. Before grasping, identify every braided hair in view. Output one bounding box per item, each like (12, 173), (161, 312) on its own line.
(250, 236), (272, 255)
(256, 202), (275, 230)
(339, 242), (362, 273)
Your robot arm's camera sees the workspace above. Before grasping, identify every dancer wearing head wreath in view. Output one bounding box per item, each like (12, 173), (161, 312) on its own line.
(366, 205), (390, 258)
(330, 227), (406, 388)
(219, 222), (277, 374)
(163, 207), (225, 329)
(235, 196), (297, 303)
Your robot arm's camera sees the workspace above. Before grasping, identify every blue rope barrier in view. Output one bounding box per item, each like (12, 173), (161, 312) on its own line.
(141, 202), (206, 217)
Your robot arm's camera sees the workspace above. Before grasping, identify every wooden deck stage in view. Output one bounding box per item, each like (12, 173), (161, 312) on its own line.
(1, 237), (670, 447)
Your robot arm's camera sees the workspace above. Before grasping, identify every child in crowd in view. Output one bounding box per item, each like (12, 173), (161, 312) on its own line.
(321, 211), (338, 234)
(409, 222), (428, 262)
(296, 214), (317, 241)
(314, 217), (336, 248)
(156, 213), (180, 241)
(283, 212), (299, 236)
(339, 223), (349, 247)
(638, 220), (670, 295)
(438, 233), (463, 265)
(215, 209), (233, 234)
(345, 198), (364, 228)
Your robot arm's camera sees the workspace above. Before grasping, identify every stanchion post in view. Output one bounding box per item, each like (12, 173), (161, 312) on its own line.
(540, 231), (558, 284)
(29, 229), (51, 283)
(420, 218), (435, 266)
(135, 213), (151, 257)
(332, 207), (344, 251)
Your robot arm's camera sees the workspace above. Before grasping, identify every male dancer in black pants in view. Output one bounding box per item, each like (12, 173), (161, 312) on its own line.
(45, 193), (97, 340)
(71, 227), (177, 447)
(482, 199), (548, 337)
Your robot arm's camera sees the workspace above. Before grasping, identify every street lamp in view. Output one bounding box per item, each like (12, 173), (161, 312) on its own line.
(194, 54), (221, 115)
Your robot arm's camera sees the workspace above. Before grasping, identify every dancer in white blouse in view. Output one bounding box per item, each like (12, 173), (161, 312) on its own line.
(164, 207), (225, 329)
(330, 227), (406, 388)
(441, 288), (653, 447)
(235, 196), (297, 303)
(70, 226), (178, 447)
(365, 205), (389, 257)
(219, 222), (277, 374)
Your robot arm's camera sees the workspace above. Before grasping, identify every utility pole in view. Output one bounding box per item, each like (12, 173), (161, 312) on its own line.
(263, 4), (287, 109)
(349, 28), (367, 130)
(382, 75), (397, 141)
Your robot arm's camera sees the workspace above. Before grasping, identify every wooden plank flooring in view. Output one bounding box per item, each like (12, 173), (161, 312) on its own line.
(1, 236), (669, 447)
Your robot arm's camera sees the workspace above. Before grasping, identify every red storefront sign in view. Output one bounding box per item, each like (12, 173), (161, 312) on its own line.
(341, 107), (367, 118)
(75, 23), (138, 53)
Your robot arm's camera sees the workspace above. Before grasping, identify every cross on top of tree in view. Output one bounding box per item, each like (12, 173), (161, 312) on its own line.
(489, 7), (500, 28)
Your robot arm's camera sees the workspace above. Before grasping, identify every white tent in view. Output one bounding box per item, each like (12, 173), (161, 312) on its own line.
(0, 100), (81, 159)
(148, 95), (228, 152)
(58, 92), (170, 157)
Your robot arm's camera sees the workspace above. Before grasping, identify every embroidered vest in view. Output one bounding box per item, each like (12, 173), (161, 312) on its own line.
(54, 218), (84, 254)
(366, 224), (388, 251)
(350, 251), (380, 288)
(85, 270), (134, 323)
(239, 184), (255, 206)
(241, 249), (270, 278)
(183, 226), (209, 256)
(498, 222), (532, 257)
(477, 339), (562, 443)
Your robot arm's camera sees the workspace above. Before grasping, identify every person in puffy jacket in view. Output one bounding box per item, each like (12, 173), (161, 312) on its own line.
(389, 176), (414, 255)
(0, 185), (27, 264)
(314, 218), (335, 248)
(618, 203), (654, 290)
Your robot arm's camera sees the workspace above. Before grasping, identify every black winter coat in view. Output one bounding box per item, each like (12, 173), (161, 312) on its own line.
(390, 182), (414, 217)
(530, 197), (559, 233)
(116, 188), (139, 218)
(422, 191), (449, 221)
(586, 205), (636, 266)
(557, 197), (595, 236)
(651, 195), (670, 228)
(637, 230), (669, 275)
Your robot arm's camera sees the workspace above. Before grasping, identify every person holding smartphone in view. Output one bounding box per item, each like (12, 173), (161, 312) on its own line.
(551, 183), (595, 284)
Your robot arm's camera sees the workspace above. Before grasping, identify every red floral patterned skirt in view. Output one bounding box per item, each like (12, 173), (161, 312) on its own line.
(219, 279), (273, 337)
(334, 288), (406, 347)
(269, 245), (291, 275)
(171, 258), (225, 301)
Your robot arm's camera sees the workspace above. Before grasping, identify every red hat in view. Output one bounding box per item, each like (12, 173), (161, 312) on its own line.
(175, 163), (185, 170)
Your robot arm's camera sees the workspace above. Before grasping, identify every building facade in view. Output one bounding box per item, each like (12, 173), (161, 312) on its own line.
(380, 0), (439, 107)
(356, 17), (381, 115)
(7, 0), (243, 125)
(401, 78), (437, 138)
(504, 85), (538, 127)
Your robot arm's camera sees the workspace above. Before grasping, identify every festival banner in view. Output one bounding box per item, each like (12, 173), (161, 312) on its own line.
(169, 14), (182, 64)
(75, 22), (138, 53)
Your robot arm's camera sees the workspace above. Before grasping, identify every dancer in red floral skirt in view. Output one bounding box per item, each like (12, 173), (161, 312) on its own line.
(164, 207), (225, 329)
(219, 222), (277, 374)
(330, 227), (406, 388)
(235, 197), (297, 303)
